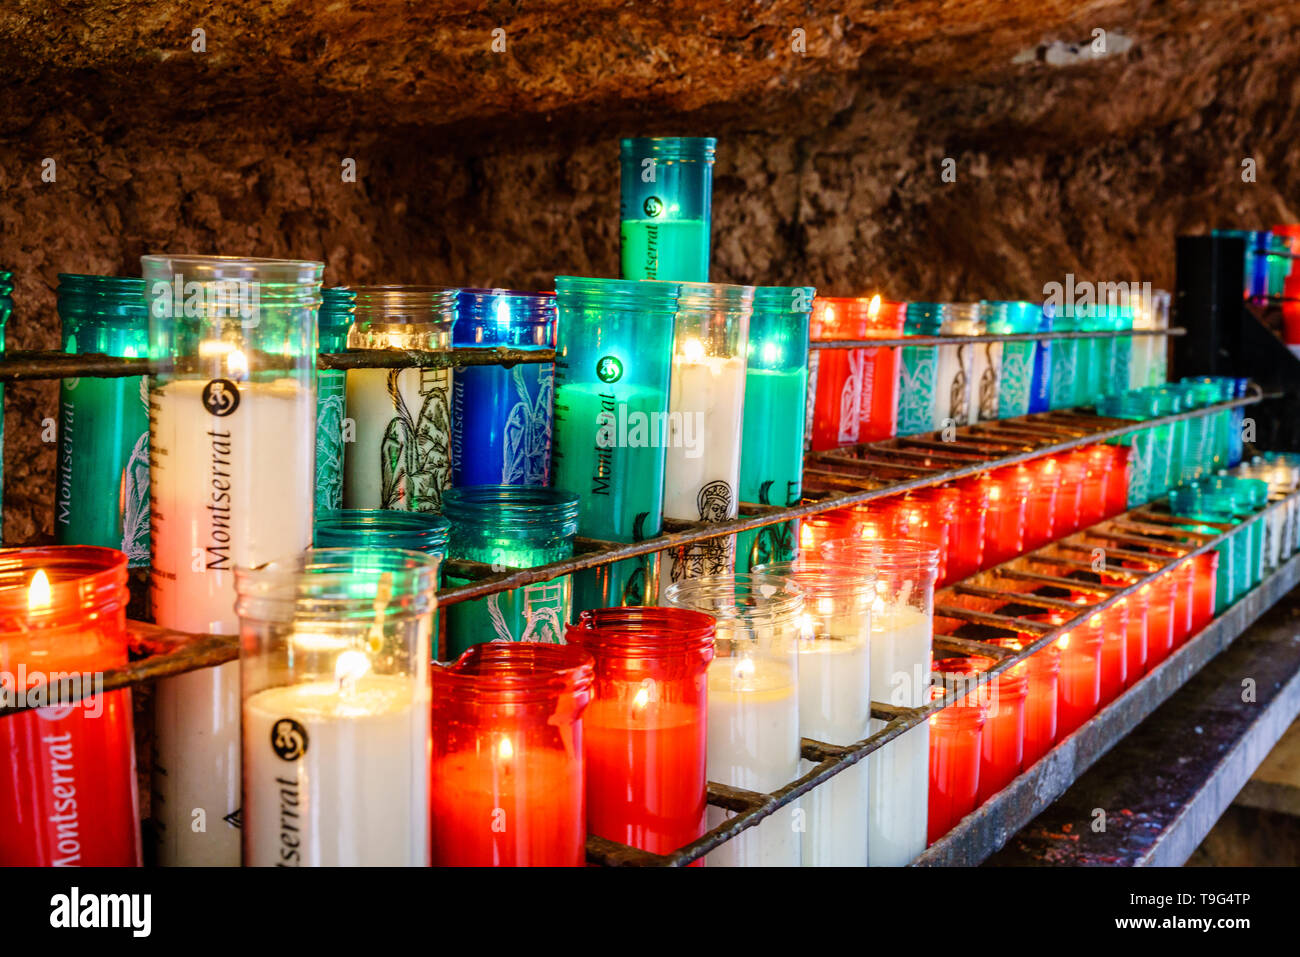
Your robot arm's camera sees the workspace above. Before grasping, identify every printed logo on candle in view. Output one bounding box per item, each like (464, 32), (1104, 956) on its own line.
(270, 717), (309, 761)
(596, 355), (624, 383)
(643, 196), (663, 218)
(201, 378), (241, 417)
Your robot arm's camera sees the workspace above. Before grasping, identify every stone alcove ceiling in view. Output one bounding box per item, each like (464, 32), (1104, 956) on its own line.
(1, 0), (1299, 540)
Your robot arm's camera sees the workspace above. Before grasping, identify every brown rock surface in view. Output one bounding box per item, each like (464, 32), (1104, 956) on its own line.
(2, 0), (1299, 541)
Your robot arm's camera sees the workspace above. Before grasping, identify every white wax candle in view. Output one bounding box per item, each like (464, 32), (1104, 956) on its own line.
(705, 657), (801, 867)
(150, 377), (314, 867)
(243, 675), (429, 866)
(664, 352), (746, 522)
(866, 604), (933, 866)
(344, 366), (453, 511)
(933, 343), (973, 429)
(798, 626), (871, 867)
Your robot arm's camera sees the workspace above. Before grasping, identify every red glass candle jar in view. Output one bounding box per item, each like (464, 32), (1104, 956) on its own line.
(1171, 560), (1197, 648)
(808, 297), (902, 450)
(990, 636), (1059, 767)
(430, 642), (594, 866)
(0, 546), (140, 867)
(1191, 551), (1219, 634)
(566, 607), (715, 860)
(1119, 591), (1148, 687)
(797, 509), (860, 554)
(980, 470), (1028, 565)
(1018, 461), (1060, 549)
(949, 480), (987, 581)
(1091, 445), (1131, 517)
(927, 683), (988, 844)
(1054, 452), (1090, 533)
(1142, 574), (1177, 668)
(1052, 614), (1104, 738)
(899, 488), (956, 585)
(1095, 603), (1128, 706)
(935, 656), (1028, 803)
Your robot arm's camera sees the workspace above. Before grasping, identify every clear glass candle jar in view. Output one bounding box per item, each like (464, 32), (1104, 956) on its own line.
(817, 537), (939, 866)
(235, 548), (437, 866)
(566, 607), (716, 861)
(935, 303), (979, 427)
(898, 303), (941, 435)
(662, 573), (804, 867)
(663, 282), (753, 584)
(927, 681), (988, 844)
(935, 655), (1028, 803)
(145, 253), (322, 867)
(989, 635), (1060, 767)
(342, 285), (459, 513)
(0, 546), (140, 866)
(441, 486), (579, 657)
(737, 286), (814, 571)
(807, 296), (902, 449)
(315, 287), (354, 516)
(450, 288), (557, 488)
(430, 642), (594, 866)
(553, 277), (679, 612)
(619, 137), (716, 282)
(55, 275), (151, 565)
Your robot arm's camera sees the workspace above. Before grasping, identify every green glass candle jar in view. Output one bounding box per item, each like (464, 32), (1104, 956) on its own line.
(342, 285), (458, 513)
(1048, 305), (1080, 410)
(441, 485), (580, 657)
(1097, 390), (1158, 507)
(898, 303), (941, 435)
(737, 286), (814, 570)
(1170, 484), (1242, 611)
(620, 137), (716, 282)
(552, 276), (679, 612)
(984, 301), (1041, 419)
(1147, 387), (1186, 493)
(54, 275), (152, 564)
(315, 288), (354, 517)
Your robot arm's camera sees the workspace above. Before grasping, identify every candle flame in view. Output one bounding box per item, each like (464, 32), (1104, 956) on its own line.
(633, 686), (650, 710)
(226, 348), (249, 379)
(335, 649), (371, 692)
(28, 570), (51, 610)
(1057, 633), (1071, 651)
(733, 656), (755, 682)
(682, 337), (706, 362)
(498, 736), (514, 761)
(867, 294), (881, 319)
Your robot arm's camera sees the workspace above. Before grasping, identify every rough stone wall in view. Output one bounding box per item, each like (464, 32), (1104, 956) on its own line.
(2, 0), (1299, 540)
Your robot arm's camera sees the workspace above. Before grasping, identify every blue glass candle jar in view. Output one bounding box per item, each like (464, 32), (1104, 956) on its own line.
(1027, 301), (1053, 413)
(54, 275), (151, 564)
(898, 303), (941, 435)
(552, 276), (679, 611)
(450, 288), (557, 488)
(737, 286), (814, 570)
(315, 287), (354, 516)
(441, 485), (580, 657)
(620, 137), (716, 282)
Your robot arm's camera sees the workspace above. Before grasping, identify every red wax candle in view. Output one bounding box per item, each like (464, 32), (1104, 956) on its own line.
(1091, 444), (1132, 517)
(990, 637), (1059, 767)
(927, 684), (987, 844)
(1119, 592), (1148, 687)
(798, 509), (860, 554)
(1143, 573), (1177, 666)
(935, 656), (1028, 803)
(1191, 552), (1219, 634)
(859, 300), (907, 442)
(1055, 617), (1103, 738)
(1171, 560), (1197, 647)
(807, 296), (902, 450)
(1096, 605), (1128, 706)
(1055, 453), (1090, 534)
(567, 608), (715, 861)
(899, 488), (956, 585)
(430, 643), (594, 867)
(949, 482), (987, 581)
(1020, 461), (1060, 549)
(981, 471), (1028, 566)
(0, 546), (141, 867)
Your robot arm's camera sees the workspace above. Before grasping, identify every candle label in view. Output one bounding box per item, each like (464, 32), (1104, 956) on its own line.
(452, 363), (554, 487)
(803, 351), (819, 451)
(1000, 343), (1034, 418)
(445, 577), (572, 657)
(837, 351), (863, 444)
(314, 370), (346, 512)
(380, 369), (451, 511)
(977, 343), (999, 420)
(898, 346), (936, 435)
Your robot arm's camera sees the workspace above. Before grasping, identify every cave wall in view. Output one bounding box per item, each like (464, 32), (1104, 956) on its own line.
(2, 0), (1299, 541)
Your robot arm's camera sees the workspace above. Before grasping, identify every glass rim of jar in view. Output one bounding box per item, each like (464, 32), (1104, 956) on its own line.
(343, 284), (459, 318)
(0, 545), (128, 624)
(660, 572), (805, 628)
(313, 509), (451, 552)
(555, 275), (680, 311)
(456, 287), (557, 323)
(432, 641), (594, 702)
(141, 254), (324, 285)
(440, 486), (580, 532)
(750, 558), (875, 598)
(929, 689), (989, 728)
(817, 537), (941, 575)
(988, 636), (1062, 671)
(618, 136), (717, 161)
(567, 606), (716, 658)
(233, 547), (439, 622)
(56, 273), (147, 298)
(675, 280), (755, 313)
(752, 285), (816, 316)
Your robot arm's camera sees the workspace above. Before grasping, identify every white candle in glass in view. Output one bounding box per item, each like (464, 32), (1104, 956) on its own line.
(150, 374), (314, 867)
(243, 652), (429, 867)
(866, 603), (933, 867)
(664, 339), (747, 522)
(797, 610), (872, 867)
(705, 653), (800, 866)
(344, 366), (453, 511)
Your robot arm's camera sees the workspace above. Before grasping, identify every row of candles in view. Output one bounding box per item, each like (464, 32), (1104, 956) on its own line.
(7, 442), (1295, 867)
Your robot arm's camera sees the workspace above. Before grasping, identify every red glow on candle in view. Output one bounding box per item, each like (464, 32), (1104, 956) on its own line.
(807, 297), (903, 449)
(928, 683), (987, 844)
(1190, 552), (1219, 635)
(990, 636), (1059, 767)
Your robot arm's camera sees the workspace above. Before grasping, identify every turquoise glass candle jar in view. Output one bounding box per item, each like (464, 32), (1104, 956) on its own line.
(737, 286), (814, 570)
(620, 137), (716, 282)
(552, 276), (679, 611)
(1048, 305), (1079, 410)
(441, 485), (580, 657)
(1097, 390), (1158, 507)
(984, 300), (1041, 419)
(1074, 305), (1106, 405)
(451, 289), (557, 488)
(1091, 302), (1134, 402)
(342, 286), (459, 513)
(1169, 485), (1238, 613)
(315, 287), (354, 516)
(54, 274), (151, 564)
(898, 303), (941, 435)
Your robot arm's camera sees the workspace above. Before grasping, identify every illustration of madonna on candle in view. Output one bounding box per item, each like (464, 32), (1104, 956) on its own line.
(667, 480), (736, 583)
(379, 369), (452, 512)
